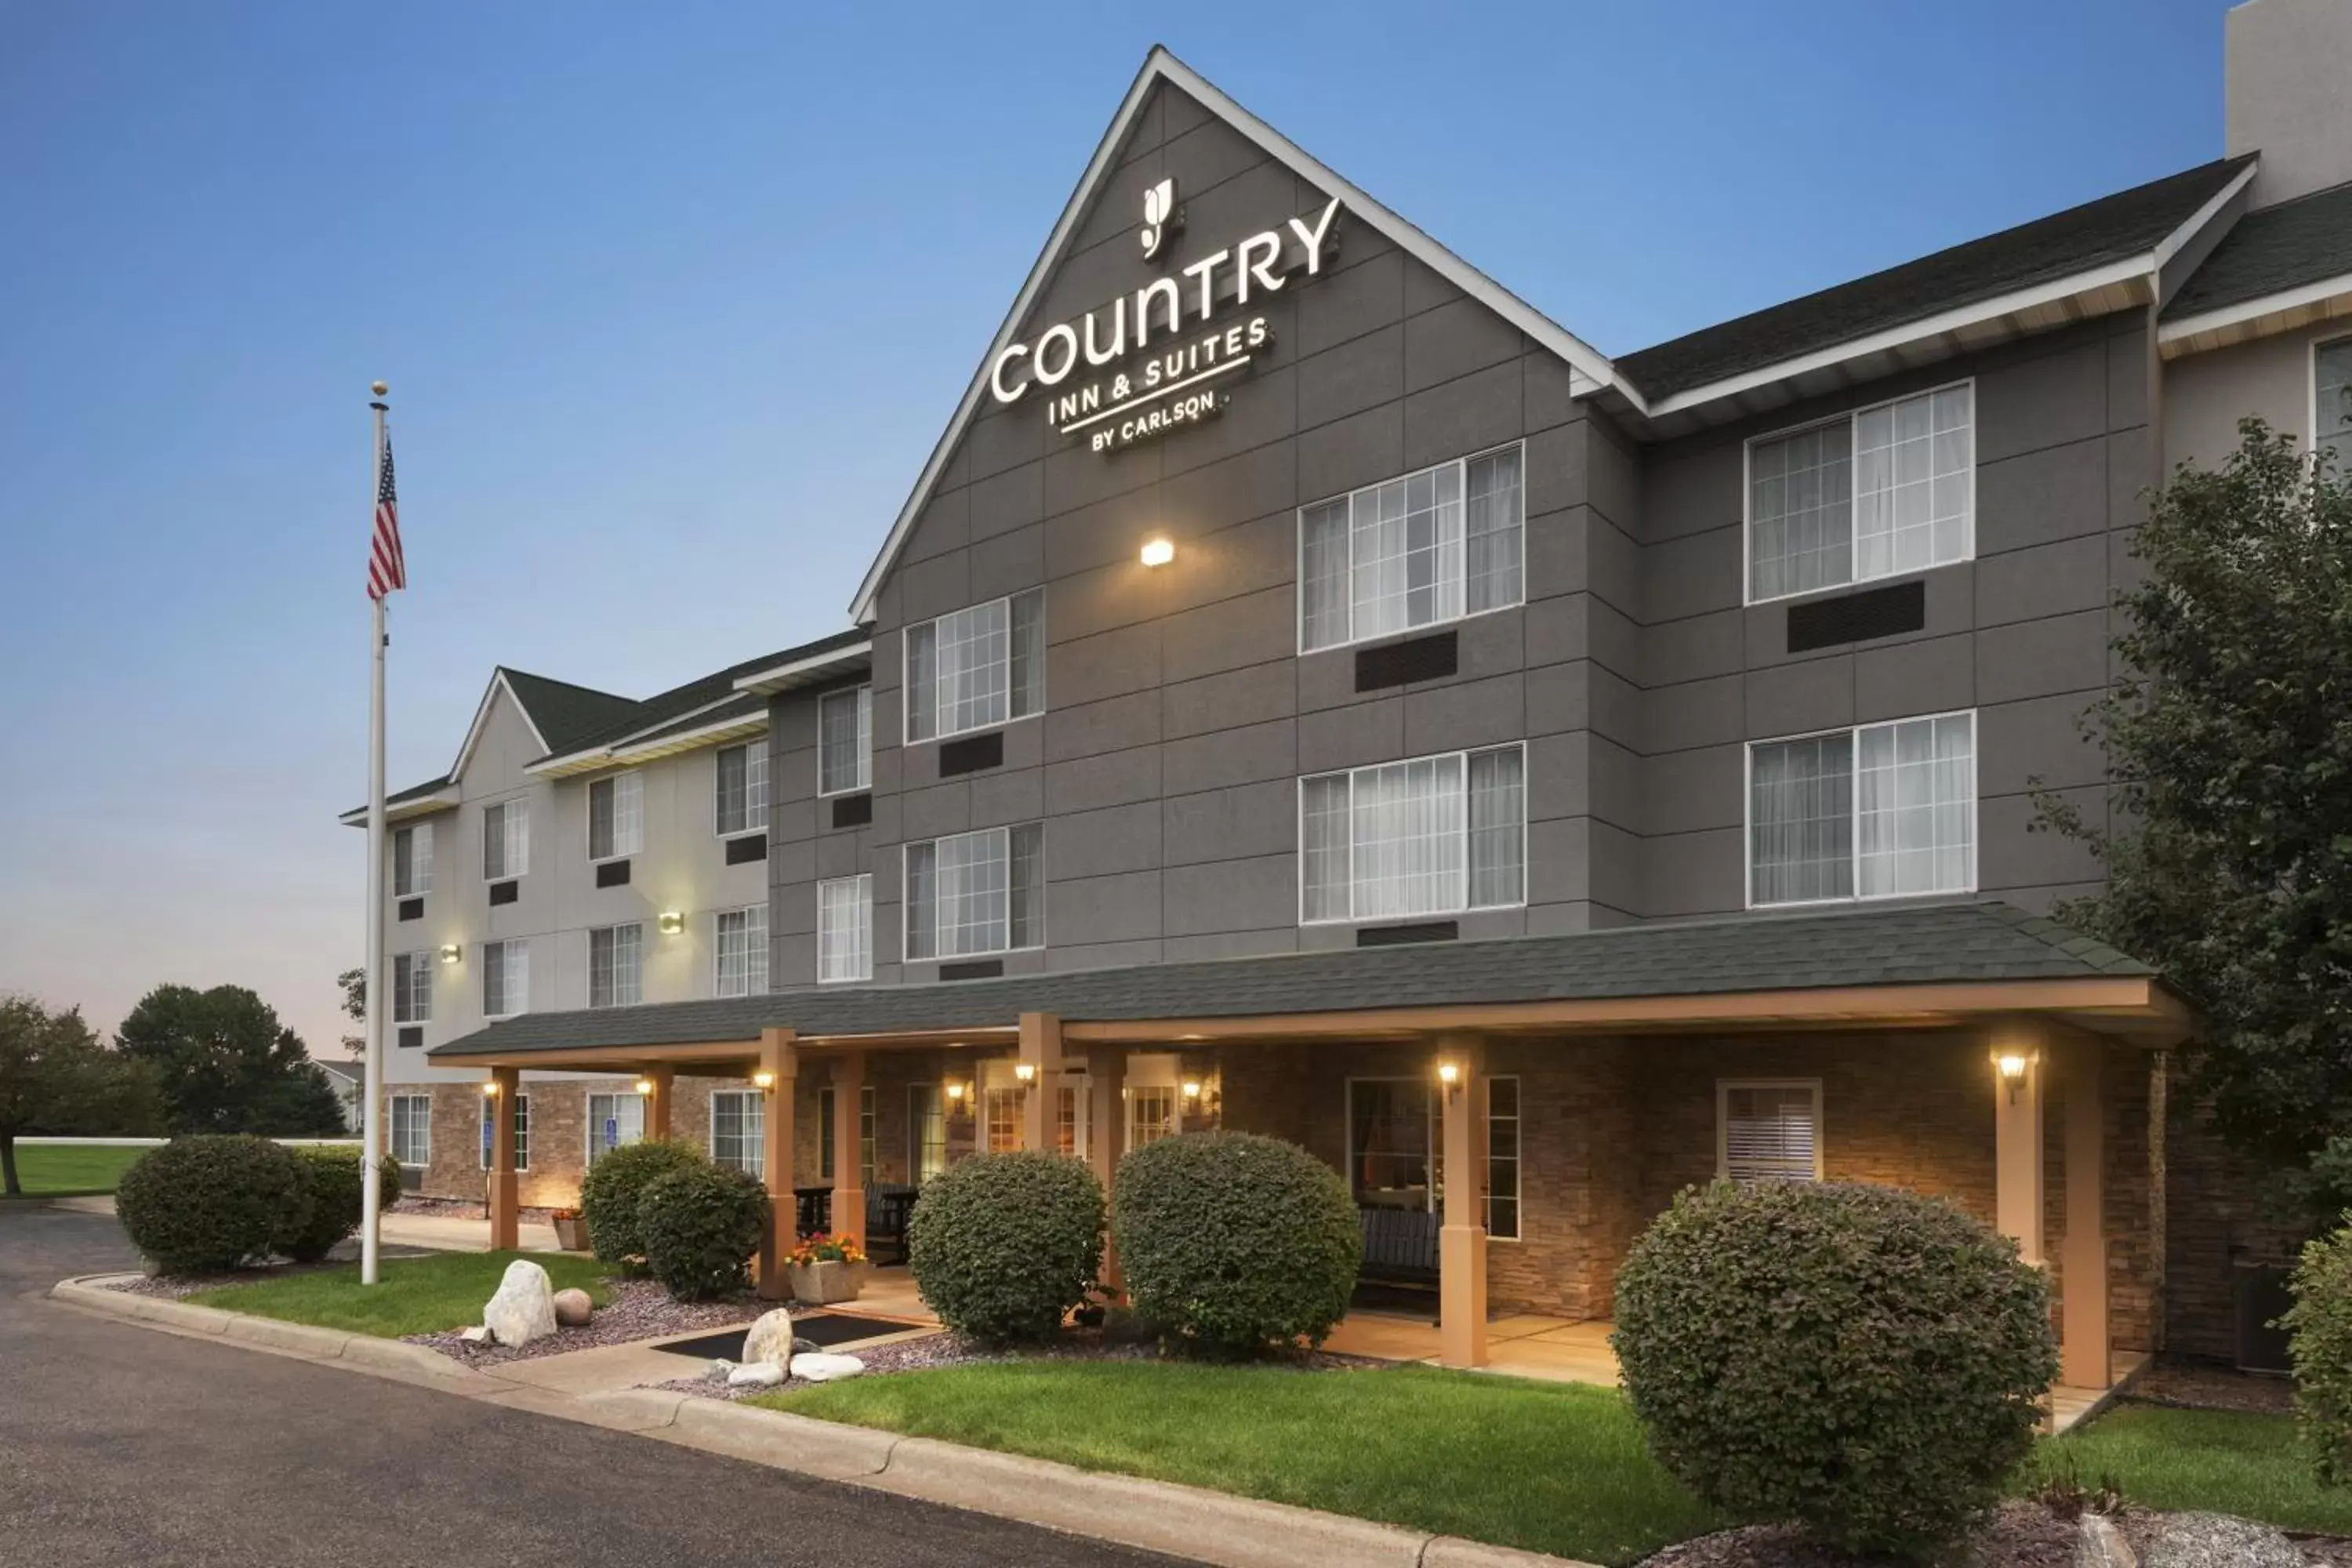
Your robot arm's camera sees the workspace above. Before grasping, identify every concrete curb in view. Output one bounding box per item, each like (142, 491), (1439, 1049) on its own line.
(51, 1275), (503, 1386)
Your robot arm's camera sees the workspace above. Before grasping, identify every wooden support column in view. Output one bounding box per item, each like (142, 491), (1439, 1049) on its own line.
(1088, 1044), (1127, 1290)
(831, 1051), (866, 1249)
(1436, 1034), (1488, 1370)
(2061, 1037), (2111, 1389)
(757, 1029), (797, 1300)
(1019, 1012), (1062, 1152)
(642, 1066), (673, 1141)
(1992, 1022), (2047, 1267)
(487, 1066), (520, 1251)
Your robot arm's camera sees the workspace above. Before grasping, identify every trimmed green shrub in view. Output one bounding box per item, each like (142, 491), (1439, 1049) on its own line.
(578, 1138), (706, 1274)
(638, 1160), (770, 1300)
(1611, 1180), (2057, 1559)
(908, 1151), (1103, 1342)
(278, 1145), (405, 1263)
(1112, 1131), (1360, 1353)
(2285, 1216), (2352, 1483)
(116, 1134), (311, 1275)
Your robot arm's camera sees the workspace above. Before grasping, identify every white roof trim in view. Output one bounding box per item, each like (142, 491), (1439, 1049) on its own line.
(449, 671), (552, 783)
(733, 639), (874, 696)
(601, 708), (769, 767)
(337, 783), (459, 828)
(2152, 158), (2259, 272)
(2159, 267), (2352, 350)
(847, 46), (1616, 625)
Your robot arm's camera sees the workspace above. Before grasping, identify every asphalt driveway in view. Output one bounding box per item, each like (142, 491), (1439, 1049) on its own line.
(0, 1203), (1178, 1567)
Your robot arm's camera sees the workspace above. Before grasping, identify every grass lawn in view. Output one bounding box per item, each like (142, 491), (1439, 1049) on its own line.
(2022, 1404), (2351, 1537)
(760, 1361), (1718, 1565)
(4, 1143), (147, 1196)
(187, 1250), (611, 1339)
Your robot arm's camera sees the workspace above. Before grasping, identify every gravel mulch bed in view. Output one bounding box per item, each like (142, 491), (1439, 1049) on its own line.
(2125, 1356), (2294, 1414)
(1639, 1502), (2087, 1567)
(410, 1279), (767, 1366)
(101, 1260), (365, 1300)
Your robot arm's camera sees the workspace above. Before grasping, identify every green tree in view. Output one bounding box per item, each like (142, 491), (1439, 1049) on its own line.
(0, 996), (166, 1196)
(2039, 419), (2352, 1218)
(336, 965), (365, 1058)
(114, 984), (349, 1137)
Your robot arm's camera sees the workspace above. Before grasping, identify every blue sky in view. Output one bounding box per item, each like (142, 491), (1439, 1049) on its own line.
(0, 1), (2231, 1057)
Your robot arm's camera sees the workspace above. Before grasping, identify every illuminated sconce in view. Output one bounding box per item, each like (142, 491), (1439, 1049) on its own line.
(658, 911), (684, 936)
(480, 1079), (502, 1098)
(1139, 537), (1175, 568)
(633, 1077), (655, 1096)
(1436, 1059), (1463, 1102)
(1013, 1062), (1036, 1084)
(1994, 1051), (2031, 1104)
(440, 944), (463, 964)
(946, 1080), (969, 1117)
(1181, 1080), (1203, 1101)
(752, 1069), (778, 1091)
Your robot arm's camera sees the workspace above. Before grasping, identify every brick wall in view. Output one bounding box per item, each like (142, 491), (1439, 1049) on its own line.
(2164, 1073), (2311, 1362)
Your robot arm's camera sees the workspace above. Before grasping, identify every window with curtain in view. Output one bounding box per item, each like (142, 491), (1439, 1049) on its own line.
(588, 772), (643, 860)
(393, 822), (434, 896)
(588, 924), (642, 1007)
(819, 685), (873, 796)
(391, 951), (432, 1024)
(1128, 1084), (1178, 1150)
(1348, 1079), (1433, 1209)
(715, 906), (768, 997)
(1300, 744), (1523, 923)
(1486, 1076), (1520, 1240)
(904, 589), (1045, 743)
(905, 824), (1044, 960)
(2318, 337), (2352, 467)
(1749, 383), (1973, 602)
(586, 1092), (645, 1164)
(482, 800), (528, 880)
(909, 1085), (947, 1183)
(1299, 445), (1523, 652)
(714, 742), (768, 837)
(711, 1090), (764, 1178)
(482, 938), (528, 1018)
(983, 1084), (1025, 1153)
(817, 874), (872, 983)
(1749, 712), (1974, 906)
(479, 1095), (530, 1172)
(1719, 1080), (1821, 1183)
(390, 1094), (431, 1165)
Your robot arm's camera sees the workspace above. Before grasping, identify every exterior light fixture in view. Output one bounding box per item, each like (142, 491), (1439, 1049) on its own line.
(481, 1080), (502, 1098)
(633, 1078), (655, 1096)
(1437, 1061), (1461, 1086)
(1014, 1062), (1036, 1084)
(1139, 537), (1175, 568)
(1995, 1052), (2031, 1104)
(440, 944), (463, 964)
(658, 911), (684, 935)
(1181, 1080), (1203, 1100)
(752, 1069), (777, 1091)
(945, 1080), (966, 1102)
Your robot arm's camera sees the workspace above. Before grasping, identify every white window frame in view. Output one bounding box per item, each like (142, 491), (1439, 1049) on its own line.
(390, 1093), (432, 1166)
(481, 938), (528, 1020)
(481, 799), (529, 880)
(901, 589), (1047, 746)
(1294, 441), (1526, 655)
(585, 1091), (647, 1166)
(817, 873), (873, 984)
(587, 923), (643, 1009)
(714, 904), (768, 998)
(1125, 1053), (1181, 1153)
(480, 1093), (530, 1173)
(818, 684), (874, 797)
(710, 1089), (764, 1178)
(1716, 1078), (1825, 1183)
(1742, 378), (1976, 607)
(713, 742), (769, 840)
(1743, 708), (1978, 910)
(2314, 333), (2352, 469)
(902, 823), (1045, 961)
(392, 822), (434, 897)
(586, 771), (644, 862)
(391, 950), (433, 1025)
(1486, 1073), (1521, 1242)
(1297, 742), (1526, 925)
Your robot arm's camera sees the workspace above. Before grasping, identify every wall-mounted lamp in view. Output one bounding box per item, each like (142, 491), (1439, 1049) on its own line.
(440, 944), (463, 964)
(946, 1080), (969, 1117)
(1014, 1061), (1036, 1084)
(1436, 1059), (1463, 1102)
(1139, 537), (1175, 568)
(752, 1069), (777, 1091)
(633, 1077), (655, 1097)
(658, 911), (684, 936)
(1994, 1052), (2031, 1105)
(1181, 1079), (1203, 1101)
(481, 1079), (502, 1098)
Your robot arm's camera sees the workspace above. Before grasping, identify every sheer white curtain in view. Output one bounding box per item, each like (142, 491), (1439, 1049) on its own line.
(818, 875), (872, 982)
(920, 828), (1007, 957)
(1749, 423), (1853, 600)
(1299, 774), (1352, 919)
(937, 600), (1009, 738)
(1750, 734), (1853, 905)
(1467, 746), (1524, 907)
(1855, 385), (1972, 580)
(1465, 448), (1522, 614)
(1352, 753), (1465, 919)
(1300, 499), (1350, 652)
(1857, 713), (1974, 897)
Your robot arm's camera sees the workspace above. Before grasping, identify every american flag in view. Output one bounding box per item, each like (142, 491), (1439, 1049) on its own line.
(367, 429), (405, 600)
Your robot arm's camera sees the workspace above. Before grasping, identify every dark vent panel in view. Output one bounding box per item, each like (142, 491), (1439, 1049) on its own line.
(830, 793), (873, 829)
(938, 731), (1005, 777)
(1355, 630), (1458, 692)
(1785, 579), (1926, 653)
(725, 834), (768, 865)
(397, 1026), (423, 1050)
(1357, 920), (1459, 948)
(488, 880), (519, 906)
(938, 959), (1004, 981)
(397, 898), (423, 922)
(596, 859), (632, 888)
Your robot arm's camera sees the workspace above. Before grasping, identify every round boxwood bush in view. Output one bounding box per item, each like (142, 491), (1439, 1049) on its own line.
(579, 1138), (706, 1274)
(908, 1151), (1104, 1342)
(278, 1145), (405, 1264)
(116, 1134), (312, 1276)
(1611, 1180), (2057, 1559)
(1112, 1131), (1360, 1353)
(637, 1160), (770, 1300)
(2285, 1218), (2352, 1483)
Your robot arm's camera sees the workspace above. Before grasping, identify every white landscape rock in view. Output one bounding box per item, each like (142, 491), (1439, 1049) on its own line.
(789, 1352), (866, 1383)
(726, 1361), (785, 1388)
(741, 1306), (796, 1369)
(458, 1325), (493, 1345)
(2074, 1514), (2136, 1568)
(481, 1258), (557, 1347)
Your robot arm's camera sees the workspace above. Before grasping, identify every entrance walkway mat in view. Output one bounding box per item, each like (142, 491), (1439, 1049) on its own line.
(653, 1312), (916, 1360)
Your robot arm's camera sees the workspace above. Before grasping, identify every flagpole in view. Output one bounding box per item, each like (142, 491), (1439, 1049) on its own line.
(361, 383), (390, 1287)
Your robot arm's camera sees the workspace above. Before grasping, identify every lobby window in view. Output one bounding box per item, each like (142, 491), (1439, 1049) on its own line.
(393, 822), (434, 897)
(715, 906), (768, 997)
(482, 800), (528, 880)
(1748, 382), (1973, 603)
(1299, 445), (1523, 653)
(391, 951), (432, 1025)
(1719, 1080), (1822, 1183)
(711, 1090), (763, 1178)
(909, 1085), (947, 1184)
(1300, 744), (1524, 924)
(818, 1084), (878, 1187)
(390, 1094), (431, 1166)
(2318, 336), (2352, 467)
(983, 1080), (1024, 1154)
(819, 685), (873, 796)
(480, 1094), (530, 1172)
(588, 923), (643, 1007)
(905, 823), (1044, 960)
(1748, 711), (1975, 907)
(1486, 1076), (1520, 1240)
(482, 938), (528, 1018)
(586, 1091), (645, 1165)
(715, 742), (768, 839)
(587, 771), (643, 861)
(1348, 1078), (1433, 1210)
(818, 874), (873, 984)
(904, 589), (1045, 743)
(1127, 1053), (1181, 1152)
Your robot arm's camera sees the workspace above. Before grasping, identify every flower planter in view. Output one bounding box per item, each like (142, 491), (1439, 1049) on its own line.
(788, 1259), (867, 1305)
(552, 1214), (590, 1252)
